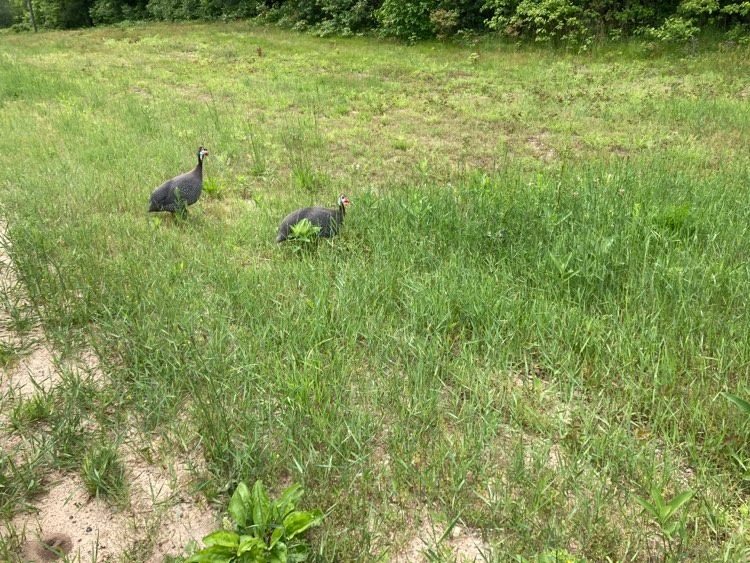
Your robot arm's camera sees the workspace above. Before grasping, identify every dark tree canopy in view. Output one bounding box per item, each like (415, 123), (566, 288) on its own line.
(3, 0), (749, 45)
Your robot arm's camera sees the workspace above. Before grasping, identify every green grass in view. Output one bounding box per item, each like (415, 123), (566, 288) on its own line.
(1, 21), (750, 561)
(81, 441), (128, 503)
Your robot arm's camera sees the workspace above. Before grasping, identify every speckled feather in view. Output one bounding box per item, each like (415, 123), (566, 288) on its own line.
(149, 148), (206, 213)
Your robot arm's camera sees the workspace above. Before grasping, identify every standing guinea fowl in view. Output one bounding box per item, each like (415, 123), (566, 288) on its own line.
(148, 146), (209, 214)
(275, 193), (351, 243)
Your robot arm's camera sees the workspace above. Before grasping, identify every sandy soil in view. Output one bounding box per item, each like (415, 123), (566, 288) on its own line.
(1, 222), (219, 562)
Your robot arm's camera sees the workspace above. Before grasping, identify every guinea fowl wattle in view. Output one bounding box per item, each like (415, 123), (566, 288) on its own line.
(275, 193), (351, 243)
(148, 146), (208, 214)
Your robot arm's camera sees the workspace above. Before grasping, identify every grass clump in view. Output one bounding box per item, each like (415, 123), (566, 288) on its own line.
(10, 392), (53, 428)
(81, 442), (127, 502)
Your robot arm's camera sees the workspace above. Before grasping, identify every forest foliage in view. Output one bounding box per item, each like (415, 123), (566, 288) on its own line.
(1, 0), (749, 45)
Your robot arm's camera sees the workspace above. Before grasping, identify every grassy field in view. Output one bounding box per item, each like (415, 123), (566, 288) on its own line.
(1, 21), (750, 561)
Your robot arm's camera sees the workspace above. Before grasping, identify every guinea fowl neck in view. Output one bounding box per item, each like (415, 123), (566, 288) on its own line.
(337, 202), (346, 221)
(196, 155), (203, 173)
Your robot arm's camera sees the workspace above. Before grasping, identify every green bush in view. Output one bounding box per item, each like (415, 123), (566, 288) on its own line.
(0, 0), (14, 28)
(9, 21), (32, 32)
(34, 0), (94, 28)
(376, 0), (438, 39)
(314, 0), (382, 36)
(90, 0), (123, 24)
(486, 0), (593, 45)
(647, 15), (700, 43)
(430, 7), (459, 38)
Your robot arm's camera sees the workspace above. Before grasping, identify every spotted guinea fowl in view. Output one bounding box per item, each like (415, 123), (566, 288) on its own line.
(275, 193), (351, 243)
(148, 146), (209, 214)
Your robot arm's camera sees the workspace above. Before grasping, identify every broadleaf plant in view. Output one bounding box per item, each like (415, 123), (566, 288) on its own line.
(186, 480), (323, 563)
(634, 485), (693, 557)
(287, 217), (321, 243)
(724, 392), (750, 416)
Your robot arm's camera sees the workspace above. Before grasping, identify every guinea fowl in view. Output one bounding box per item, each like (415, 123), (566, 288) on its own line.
(275, 193), (351, 243)
(148, 146), (209, 214)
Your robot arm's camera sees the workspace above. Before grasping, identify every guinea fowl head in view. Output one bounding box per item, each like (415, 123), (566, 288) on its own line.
(338, 194), (351, 208)
(197, 146), (209, 162)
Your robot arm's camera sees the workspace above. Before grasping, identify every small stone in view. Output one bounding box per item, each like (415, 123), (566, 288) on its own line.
(452, 526), (462, 539)
(85, 526), (92, 533)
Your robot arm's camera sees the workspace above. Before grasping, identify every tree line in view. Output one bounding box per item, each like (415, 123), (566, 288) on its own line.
(1, 0), (749, 45)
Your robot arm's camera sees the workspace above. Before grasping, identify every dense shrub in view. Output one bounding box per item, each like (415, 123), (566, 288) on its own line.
(486, 0), (593, 44)
(90, 0), (146, 24)
(1, 0), (749, 43)
(0, 0), (14, 27)
(376, 0), (438, 39)
(34, 0), (94, 27)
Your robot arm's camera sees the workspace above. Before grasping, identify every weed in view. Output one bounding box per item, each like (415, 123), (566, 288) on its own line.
(291, 161), (325, 193)
(202, 177), (225, 199)
(724, 393), (750, 417)
(185, 480), (323, 563)
(392, 137), (409, 151)
(286, 218), (322, 251)
(247, 130), (267, 177)
(635, 486), (694, 556)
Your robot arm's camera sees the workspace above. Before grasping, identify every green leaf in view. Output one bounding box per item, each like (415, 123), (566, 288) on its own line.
(634, 495), (657, 518)
(273, 483), (304, 520)
(203, 531), (240, 549)
(664, 490), (693, 519)
(229, 482), (252, 529)
(664, 520), (679, 536)
(185, 545), (237, 563)
(724, 393), (750, 416)
(283, 510), (324, 539)
(267, 541), (288, 563)
(252, 480), (271, 535)
(237, 535), (265, 556)
(650, 486), (666, 515)
(270, 526), (284, 548)
(287, 543), (310, 562)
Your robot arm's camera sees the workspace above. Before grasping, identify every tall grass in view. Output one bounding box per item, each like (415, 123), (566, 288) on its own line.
(1, 22), (750, 560)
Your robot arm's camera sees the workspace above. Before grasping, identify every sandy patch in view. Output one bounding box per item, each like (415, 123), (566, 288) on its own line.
(147, 498), (218, 562)
(526, 133), (557, 162)
(0, 222), (58, 399)
(2, 345), (60, 398)
(6, 449), (219, 563)
(1, 342), (102, 400)
(393, 512), (490, 562)
(12, 473), (131, 562)
(123, 441), (218, 562)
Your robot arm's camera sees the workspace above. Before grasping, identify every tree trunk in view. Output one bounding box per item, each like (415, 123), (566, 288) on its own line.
(25, 0), (37, 32)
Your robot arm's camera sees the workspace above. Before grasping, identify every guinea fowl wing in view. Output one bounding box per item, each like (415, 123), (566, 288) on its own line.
(308, 207), (338, 237)
(275, 209), (306, 242)
(149, 179), (177, 212)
